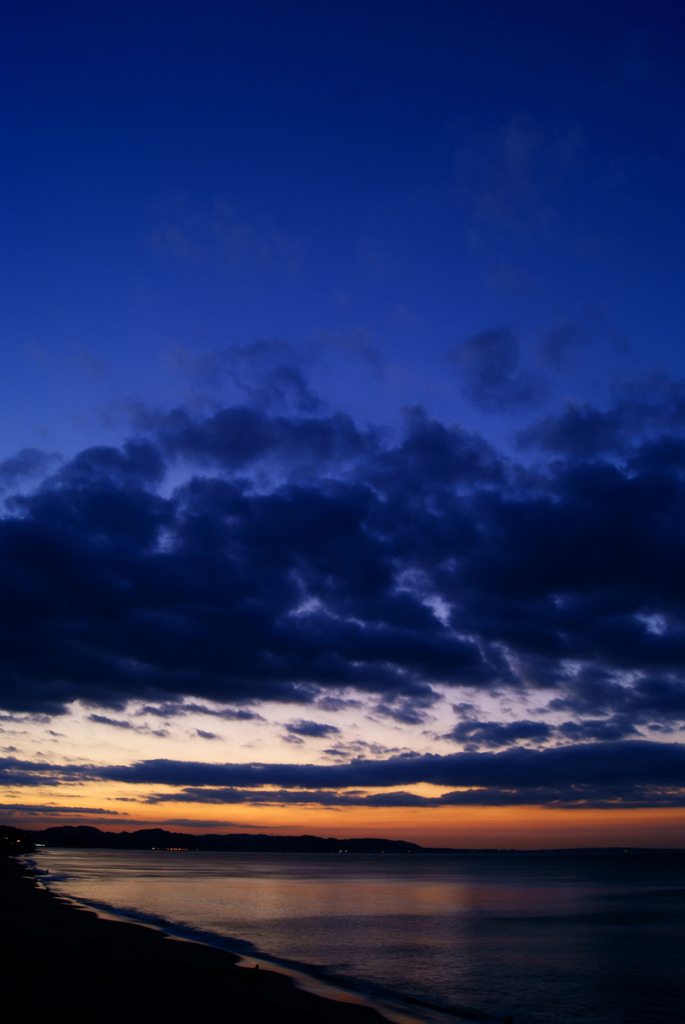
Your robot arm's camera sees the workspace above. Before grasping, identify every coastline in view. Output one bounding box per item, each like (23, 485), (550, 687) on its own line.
(0, 854), (409, 1024)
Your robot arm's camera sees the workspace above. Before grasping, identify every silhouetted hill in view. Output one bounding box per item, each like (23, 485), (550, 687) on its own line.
(29, 826), (423, 854)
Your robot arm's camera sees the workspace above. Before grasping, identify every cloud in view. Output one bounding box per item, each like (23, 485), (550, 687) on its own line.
(447, 714), (640, 750)
(447, 328), (545, 411)
(4, 740), (684, 809)
(0, 803), (120, 817)
(143, 404), (376, 479)
(285, 719), (341, 739)
(88, 715), (135, 730)
(137, 702), (263, 722)
(111, 740), (685, 808)
(0, 420), (499, 715)
(145, 784), (685, 810)
(316, 696), (363, 713)
(195, 729), (219, 740)
(448, 719), (553, 750)
(519, 375), (685, 458)
(51, 440), (165, 490)
(557, 717), (640, 742)
(549, 673), (685, 725)
(0, 757), (97, 786)
(171, 339), (322, 416)
(322, 740), (407, 761)
(374, 688), (439, 725)
(0, 448), (61, 492)
(518, 403), (629, 459)
(144, 787), (443, 808)
(221, 340), (321, 415)
(371, 405), (504, 491)
(0, 387), (683, 764)
(96, 740), (685, 792)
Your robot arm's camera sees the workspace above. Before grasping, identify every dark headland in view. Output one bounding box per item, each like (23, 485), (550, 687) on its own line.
(14, 823), (425, 853)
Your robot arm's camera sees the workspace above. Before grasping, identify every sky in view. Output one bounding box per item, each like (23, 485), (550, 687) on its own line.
(1, 0), (685, 847)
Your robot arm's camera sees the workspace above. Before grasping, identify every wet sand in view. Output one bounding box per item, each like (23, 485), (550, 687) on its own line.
(0, 854), (391, 1024)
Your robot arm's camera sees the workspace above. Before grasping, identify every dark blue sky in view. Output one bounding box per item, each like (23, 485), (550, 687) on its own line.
(4, 1), (685, 452)
(1, 2), (685, 843)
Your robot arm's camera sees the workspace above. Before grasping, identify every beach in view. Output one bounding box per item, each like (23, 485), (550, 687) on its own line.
(0, 855), (392, 1024)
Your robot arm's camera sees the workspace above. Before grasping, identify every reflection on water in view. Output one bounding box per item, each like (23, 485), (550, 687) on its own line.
(33, 849), (685, 1024)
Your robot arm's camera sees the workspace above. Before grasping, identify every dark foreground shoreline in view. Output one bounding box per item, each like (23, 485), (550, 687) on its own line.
(0, 855), (394, 1024)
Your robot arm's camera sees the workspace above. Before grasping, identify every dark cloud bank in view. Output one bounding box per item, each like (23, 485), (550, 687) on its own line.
(2, 380), (685, 809)
(2, 741), (684, 808)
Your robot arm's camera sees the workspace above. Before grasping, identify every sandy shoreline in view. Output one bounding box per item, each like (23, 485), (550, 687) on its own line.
(0, 854), (404, 1024)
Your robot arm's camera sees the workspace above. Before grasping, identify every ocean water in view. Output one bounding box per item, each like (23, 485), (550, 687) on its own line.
(29, 848), (685, 1024)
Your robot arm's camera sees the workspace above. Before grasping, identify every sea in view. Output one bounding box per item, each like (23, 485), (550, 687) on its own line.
(27, 848), (685, 1024)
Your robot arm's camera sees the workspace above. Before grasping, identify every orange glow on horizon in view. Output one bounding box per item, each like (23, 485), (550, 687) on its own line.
(6, 798), (684, 849)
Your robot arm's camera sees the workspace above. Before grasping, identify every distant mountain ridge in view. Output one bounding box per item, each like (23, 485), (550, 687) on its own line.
(27, 825), (423, 853)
